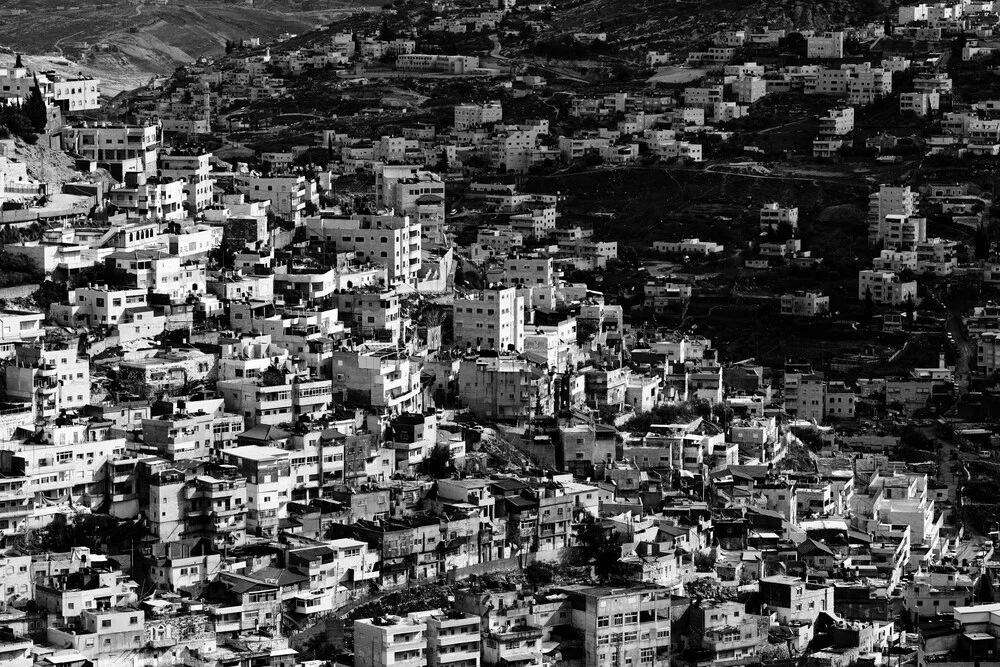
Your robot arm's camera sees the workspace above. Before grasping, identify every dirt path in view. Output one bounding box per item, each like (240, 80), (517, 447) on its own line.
(53, 31), (82, 57)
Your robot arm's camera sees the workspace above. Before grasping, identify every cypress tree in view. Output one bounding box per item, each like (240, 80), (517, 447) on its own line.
(25, 76), (47, 133)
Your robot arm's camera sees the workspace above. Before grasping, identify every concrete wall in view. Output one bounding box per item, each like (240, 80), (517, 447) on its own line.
(0, 284), (39, 300)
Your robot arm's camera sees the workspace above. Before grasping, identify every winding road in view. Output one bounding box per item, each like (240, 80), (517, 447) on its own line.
(53, 31), (83, 57)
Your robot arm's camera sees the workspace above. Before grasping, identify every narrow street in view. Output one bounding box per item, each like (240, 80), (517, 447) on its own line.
(947, 310), (973, 396)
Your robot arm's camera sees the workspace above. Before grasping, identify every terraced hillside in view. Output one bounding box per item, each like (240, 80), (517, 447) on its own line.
(546, 0), (893, 52)
(0, 0), (376, 94)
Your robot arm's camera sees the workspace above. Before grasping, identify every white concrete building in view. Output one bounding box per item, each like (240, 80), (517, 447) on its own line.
(760, 203), (799, 231)
(453, 287), (525, 353)
(858, 270), (918, 305)
(454, 101), (503, 130)
(654, 238), (724, 255)
(305, 212), (422, 286)
(882, 214), (926, 252)
(780, 291), (830, 317)
(807, 32), (845, 58)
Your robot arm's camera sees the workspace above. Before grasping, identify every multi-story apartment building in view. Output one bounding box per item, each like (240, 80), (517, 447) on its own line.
(476, 228), (524, 255)
(869, 185), (918, 245)
(332, 291), (405, 341)
(807, 31), (845, 58)
(387, 171), (446, 241)
(900, 91), (940, 116)
(882, 214), (927, 251)
(144, 540), (225, 592)
(305, 213), (422, 286)
(4, 343), (90, 419)
(453, 287), (525, 353)
(144, 463), (249, 546)
(108, 172), (186, 220)
(977, 331), (1000, 372)
(873, 249), (918, 273)
(52, 285), (149, 329)
(47, 608), (145, 660)
(221, 445), (292, 538)
(683, 85), (724, 109)
(780, 291), (830, 317)
(688, 600), (767, 667)
(858, 270), (918, 305)
(288, 538), (379, 601)
(915, 237), (958, 276)
(510, 207), (557, 240)
(644, 280), (693, 312)
(202, 571), (283, 635)
(825, 381), (857, 420)
(329, 343), (424, 414)
(0, 309), (44, 358)
(458, 356), (552, 422)
(60, 122), (161, 177)
(217, 366), (333, 427)
(818, 107), (855, 136)
(0, 66), (100, 111)
(35, 567), (138, 624)
(760, 202), (799, 231)
(355, 613), (429, 667)
(454, 101), (503, 130)
(158, 150), (216, 212)
(141, 402), (244, 460)
(234, 173), (319, 223)
(105, 249), (206, 300)
(570, 586), (673, 667)
(758, 576), (834, 624)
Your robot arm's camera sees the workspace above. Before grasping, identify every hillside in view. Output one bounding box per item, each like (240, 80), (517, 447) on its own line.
(0, 0), (378, 95)
(544, 0), (892, 52)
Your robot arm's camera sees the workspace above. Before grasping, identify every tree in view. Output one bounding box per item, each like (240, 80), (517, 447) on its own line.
(904, 294), (916, 329)
(573, 516), (625, 584)
(34, 512), (145, 554)
(31, 280), (68, 312)
(379, 18), (397, 41)
(975, 223), (991, 260)
(14, 53), (22, 68)
(210, 237), (239, 270)
(684, 576), (737, 601)
(863, 287), (875, 325)
(712, 403), (734, 429)
(694, 551), (717, 572)
(524, 562), (554, 589)
(24, 76), (47, 133)
(425, 444), (454, 478)
(781, 32), (808, 58)
(773, 220), (795, 243)
(900, 426), (934, 451)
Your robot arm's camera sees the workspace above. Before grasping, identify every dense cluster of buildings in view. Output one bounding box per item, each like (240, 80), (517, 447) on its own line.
(6, 0), (1000, 667)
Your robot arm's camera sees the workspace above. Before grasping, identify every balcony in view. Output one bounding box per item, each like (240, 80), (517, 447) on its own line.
(437, 631), (479, 647)
(0, 502), (32, 516)
(486, 626), (543, 642)
(211, 506), (245, 518)
(212, 518), (247, 533)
